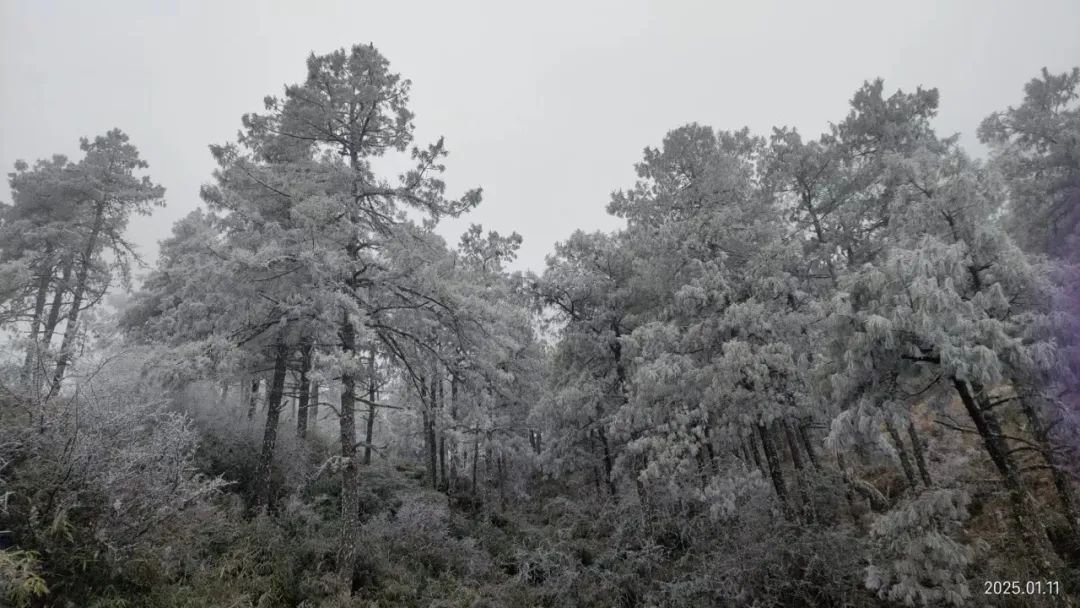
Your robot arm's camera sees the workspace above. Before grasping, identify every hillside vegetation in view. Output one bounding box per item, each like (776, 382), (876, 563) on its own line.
(1, 45), (1079, 607)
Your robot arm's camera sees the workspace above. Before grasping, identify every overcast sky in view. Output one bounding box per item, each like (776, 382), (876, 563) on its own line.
(2, 0), (1079, 275)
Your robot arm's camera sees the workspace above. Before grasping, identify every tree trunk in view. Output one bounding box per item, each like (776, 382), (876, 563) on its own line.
(953, 379), (1023, 490)
(498, 453), (507, 511)
(240, 380), (251, 419)
(783, 419), (805, 471)
(21, 254), (53, 387)
(798, 421), (820, 469)
(837, 450), (888, 513)
(218, 380), (230, 409)
(363, 351), (377, 465)
(634, 452), (650, 509)
(420, 374), (437, 489)
(783, 419), (812, 518)
(748, 428), (765, 473)
(1019, 395), (1080, 541)
(49, 203), (105, 398)
(484, 447), (491, 501)
(449, 376), (459, 490)
(247, 378), (260, 420)
(438, 434), (447, 491)
(427, 398), (439, 490)
(296, 342), (312, 439)
(471, 435), (480, 495)
(907, 421), (932, 487)
(884, 418), (918, 490)
(449, 447), (459, 493)
(953, 378), (1056, 575)
(702, 423), (718, 473)
(40, 256), (72, 351)
(596, 426), (617, 497)
(255, 337), (288, 507)
(739, 437), (753, 466)
(336, 311), (361, 591)
(310, 381), (320, 427)
(694, 446), (710, 490)
(438, 374), (447, 491)
(758, 422), (787, 507)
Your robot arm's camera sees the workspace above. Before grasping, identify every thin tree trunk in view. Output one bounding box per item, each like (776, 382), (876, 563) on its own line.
(596, 426), (617, 497)
(702, 423), (717, 473)
(255, 337), (288, 507)
(363, 351), (377, 465)
(907, 420), (932, 487)
(694, 447), (710, 490)
(437, 435), (447, 491)
(421, 374), (438, 489)
(953, 379), (1023, 491)
(449, 447), (459, 493)
(1019, 395), (1080, 540)
(296, 342), (312, 439)
(798, 421), (820, 469)
(758, 422), (787, 507)
(498, 453), (507, 511)
(484, 447), (491, 501)
(953, 378), (1056, 575)
(310, 381), (320, 426)
(40, 256), (72, 350)
(21, 255), (53, 386)
(471, 435), (480, 495)
(634, 452), (650, 510)
(438, 374), (447, 491)
(836, 450), (859, 518)
(783, 419), (812, 518)
(247, 378), (260, 420)
(748, 429), (765, 473)
(336, 311), (361, 591)
(449, 376), (459, 488)
(885, 418), (918, 490)
(240, 380), (251, 419)
(837, 450), (888, 513)
(218, 380), (230, 409)
(783, 419), (805, 471)
(49, 204), (105, 397)
(427, 408), (439, 490)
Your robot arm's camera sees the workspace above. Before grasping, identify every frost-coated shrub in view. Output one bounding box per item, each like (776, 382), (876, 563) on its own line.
(360, 491), (491, 581)
(0, 351), (226, 603)
(865, 488), (977, 606)
(505, 477), (876, 608)
(178, 381), (327, 506)
(663, 483), (873, 608)
(0, 549), (49, 607)
(35, 354), (223, 550)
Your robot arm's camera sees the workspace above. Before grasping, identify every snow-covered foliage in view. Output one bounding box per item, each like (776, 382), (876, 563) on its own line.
(1, 45), (1078, 606)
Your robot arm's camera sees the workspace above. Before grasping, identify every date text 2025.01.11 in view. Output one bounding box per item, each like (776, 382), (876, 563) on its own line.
(984, 581), (1059, 596)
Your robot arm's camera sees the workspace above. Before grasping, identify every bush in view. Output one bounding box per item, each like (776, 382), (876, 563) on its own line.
(0, 353), (226, 605)
(0, 549), (49, 607)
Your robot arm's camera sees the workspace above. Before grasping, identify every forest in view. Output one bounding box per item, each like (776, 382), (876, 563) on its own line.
(1, 43), (1079, 607)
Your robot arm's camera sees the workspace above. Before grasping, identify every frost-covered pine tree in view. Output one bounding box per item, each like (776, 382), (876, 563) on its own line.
(979, 67), (1080, 258)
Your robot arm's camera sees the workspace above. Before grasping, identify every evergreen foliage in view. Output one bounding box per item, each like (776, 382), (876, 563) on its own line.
(1, 47), (1077, 607)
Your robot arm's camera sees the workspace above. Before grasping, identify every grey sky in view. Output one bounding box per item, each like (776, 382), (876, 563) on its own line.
(2, 0), (1079, 275)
